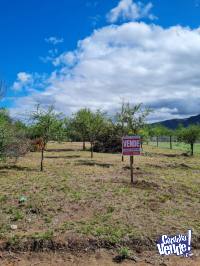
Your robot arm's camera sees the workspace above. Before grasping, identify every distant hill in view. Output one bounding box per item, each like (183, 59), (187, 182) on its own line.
(152, 114), (200, 129)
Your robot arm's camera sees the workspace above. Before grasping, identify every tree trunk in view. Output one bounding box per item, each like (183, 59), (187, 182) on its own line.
(156, 136), (159, 147)
(170, 135), (172, 149)
(91, 142), (93, 159)
(83, 141), (86, 151)
(40, 148), (44, 171)
(191, 143), (194, 156)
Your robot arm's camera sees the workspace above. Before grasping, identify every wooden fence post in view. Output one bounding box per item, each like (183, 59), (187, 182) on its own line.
(40, 148), (44, 172)
(170, 135), (172, 149)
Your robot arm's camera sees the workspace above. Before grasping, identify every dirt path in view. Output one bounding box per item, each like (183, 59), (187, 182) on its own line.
(1, 250), (200, 266)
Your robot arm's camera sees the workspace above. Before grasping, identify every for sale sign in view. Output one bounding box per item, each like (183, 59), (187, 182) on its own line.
(122, 136), (141, 156)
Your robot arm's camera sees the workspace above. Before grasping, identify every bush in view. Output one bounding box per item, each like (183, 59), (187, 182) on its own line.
(93, 124), (122, 153)
(4, 138), (30, 162)
(0, 109), (30, 163)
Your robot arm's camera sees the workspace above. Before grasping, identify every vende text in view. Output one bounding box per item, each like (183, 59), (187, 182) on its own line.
(123, 139), (140, 148)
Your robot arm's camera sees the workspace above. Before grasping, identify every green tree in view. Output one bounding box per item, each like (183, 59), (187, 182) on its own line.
(0, 108), (11, 123)
(177, 125), (200, 156)
(125, 103), (151, 135)
(116, 102), (151, 159)
(71, 108), (107, 157)
(71, 108), (91, 150)
(151, 125), (168, 147)
(0, 110), (12, 160)
(86, 110), (107, 158)
(50, 117), (68, 142)
(0, 109), (29, 162)
(0, 82), (29, 163)
(30, 105), (64, 171)
(93, 120), (121, 153)
(115, 101), (129, 161)
(115, 101), (129, 136)
(139, 126), (151, 147)
(116, 102), (151, 135)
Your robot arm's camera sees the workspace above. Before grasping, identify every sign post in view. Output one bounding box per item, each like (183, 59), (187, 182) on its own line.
(122, 136), (141, 184)
(130, 155), (134, 183)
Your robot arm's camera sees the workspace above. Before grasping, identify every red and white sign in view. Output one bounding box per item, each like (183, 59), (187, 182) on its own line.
(122, 136), (141, 156)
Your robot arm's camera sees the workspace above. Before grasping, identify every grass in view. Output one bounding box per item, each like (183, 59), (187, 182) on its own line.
(0, 141), (200, 249)
(118, 246), (131, 257)
(149, 141), (200, 154)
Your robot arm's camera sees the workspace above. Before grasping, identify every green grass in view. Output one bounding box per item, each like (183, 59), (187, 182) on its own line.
(149, 141), (200, 153)
(118, 246), (131, 257)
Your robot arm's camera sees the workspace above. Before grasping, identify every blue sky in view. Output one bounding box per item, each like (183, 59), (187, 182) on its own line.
(1, 0), (200, 121)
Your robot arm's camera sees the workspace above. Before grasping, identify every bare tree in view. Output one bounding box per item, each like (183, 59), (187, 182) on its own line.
(0, 80), (6, 100)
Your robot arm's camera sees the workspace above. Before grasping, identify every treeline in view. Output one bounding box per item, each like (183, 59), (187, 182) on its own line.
(0, 101), (200, 171)
(148, 124), (200, 156)
(0, 102), (150, 170)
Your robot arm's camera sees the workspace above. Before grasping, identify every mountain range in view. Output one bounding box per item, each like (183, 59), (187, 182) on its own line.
(152, 114), (200, 129)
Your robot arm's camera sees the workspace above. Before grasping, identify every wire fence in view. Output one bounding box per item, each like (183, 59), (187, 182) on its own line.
(148, 136), (200, 154)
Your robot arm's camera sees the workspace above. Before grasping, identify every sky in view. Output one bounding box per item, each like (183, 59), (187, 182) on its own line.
(1, 0), (200, 122)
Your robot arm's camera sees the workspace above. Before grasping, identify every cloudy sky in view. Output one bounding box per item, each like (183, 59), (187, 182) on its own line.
(1, 0), (200, 122)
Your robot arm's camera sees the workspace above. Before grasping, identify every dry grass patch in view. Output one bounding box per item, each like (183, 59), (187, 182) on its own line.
(0, 141), (200, 251)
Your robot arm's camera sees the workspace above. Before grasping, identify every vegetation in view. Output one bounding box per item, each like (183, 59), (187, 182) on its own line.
(0, 96), (200, 264)
(91, 102), (151, 156)
(70, 108), (107, 158)
(1, 99), (200, 171)
(149, 125), (168, 147)
(0, 81), (30, 163)
(176, 124), (200, 155)
(0, 99), (200, 173)
(85, 110), (108, 158)
(0, 109), (29, 162)
(148, 124), (200, 155)
(29, 105), (66, 171)
(0, 142), (200, 254)
(70, 108), (92, 151)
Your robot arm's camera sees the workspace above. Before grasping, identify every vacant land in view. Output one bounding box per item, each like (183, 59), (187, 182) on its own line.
(0, 142), (200, 265)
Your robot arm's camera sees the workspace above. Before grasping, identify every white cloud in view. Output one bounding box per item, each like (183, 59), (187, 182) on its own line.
(11, 22), (200, 121)
(107, 0), (156, 23)
(45, 36), (64, 45)
(40, 48), (59, 64)
(53, 51), (77, 66)
(17, 72), (32, 82)
(12, 72), (33, 91)
(12, 72), (47, 92)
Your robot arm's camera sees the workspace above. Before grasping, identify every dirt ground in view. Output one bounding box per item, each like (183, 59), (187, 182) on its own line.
(0, 142), (200, 265)
(1, 249), (200, 266)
